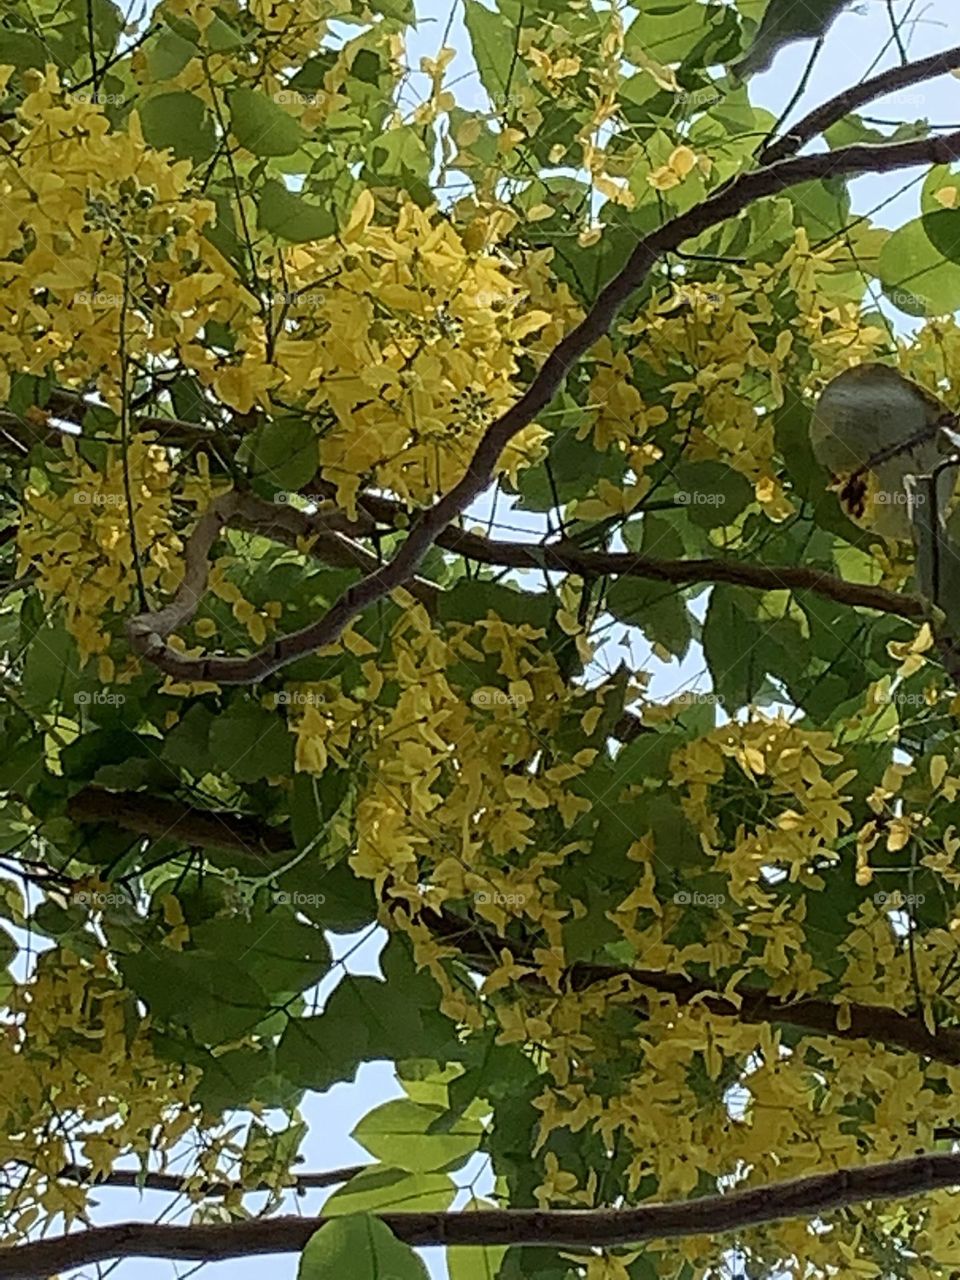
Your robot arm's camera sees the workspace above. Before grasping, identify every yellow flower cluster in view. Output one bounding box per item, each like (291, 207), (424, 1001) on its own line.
(294, 604), (596, 932)
(17, 436), (180, 663)
(0, 68), (217, 402)
(0, 74), (553, 531)
(0, 947), (199, 1230)
(306, 196), (552, 515)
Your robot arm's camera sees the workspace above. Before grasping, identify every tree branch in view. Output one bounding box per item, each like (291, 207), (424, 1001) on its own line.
(62, 793), (960, 1068)
(760, 43), (960, 164)
(126, 480), (922, 668)
(33, 1160), (366, 1198)
(0, 392), (220, 453)
(318, 492), (922, 619)
(124, 489), (437, 662)
(422, 906), (960, 1067)
(129, 131), (960, 684)
(65, 787), (292, 864)
(5, 1153), (960, 1276)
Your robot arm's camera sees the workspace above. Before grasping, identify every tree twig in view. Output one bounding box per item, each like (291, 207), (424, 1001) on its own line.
(29, 1160), (366, 1199)
(759, 42), (960, 164)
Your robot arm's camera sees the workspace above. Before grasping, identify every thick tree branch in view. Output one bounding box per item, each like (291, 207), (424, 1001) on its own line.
(4, 1152), (960, 1276)
(124, 489), (436, 658)
(140, 478), (928, 634)
(7, 416), (917, 625)
(422, 907), (960, 1066)
(65, 787), (292, 858)
(128, 129), (960, 684)
(314, 491), (922, 619)
(420, 540), (920, 618)
(760, 43), (960, 165)
(63, 792), (960, 1067)
(226, 490), (438, 607)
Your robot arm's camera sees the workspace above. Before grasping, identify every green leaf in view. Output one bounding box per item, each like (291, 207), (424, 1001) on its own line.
(922, 208), (960, 265)
(229, 88), (304, 157)
(248, 418), (319, 493)
(352, 1099), (483, 1172)
(277, 978), (408, 1089)
(276, 1010), (364, 1091)
(781, 178), (849, 241)
(733, 0), (849, 77)
(191, 910), (331, 999)
(447, 1201), (508, 1280)
(0, 31), (48, 69)
(703, 585), (810, 710)
(277, 948), (452, 1090)
(119, 949), (270, 1044)
(162, 703), (215, 777)
(289, 767), (351, 853)
(323, 1167), (457, 1216)
(204, 13), (245, 50)
(299, 1214), (428, 1280)
(282, 856), (376, 932)
(463, 0), (524, 106)
(208, 698), (294, 784)
(878, 215), (960, 316)
(258, 180), (337, 243)
(438, 581), (553, 632)
(31, 901), (87, 941)
(606, 578), (692, 660)
(368, 0), (414, 21)
(144, 26), (197, 79)
(139, 92), (217, 163)
(702, 585), (764, 709)
(624, 0), (718, 67)
(367, 126), (431, 186)
(673, 460), (753, 528)
(193, 1044), (299, 1111)
(22, 624), (82, 708)
(922, 165), (960, 215)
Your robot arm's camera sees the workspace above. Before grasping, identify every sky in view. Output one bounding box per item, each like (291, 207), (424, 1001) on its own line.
(54, 1), (960, 1278)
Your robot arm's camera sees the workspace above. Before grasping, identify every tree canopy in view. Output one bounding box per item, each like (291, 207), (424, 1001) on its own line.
(3, 0), (960, 1276)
